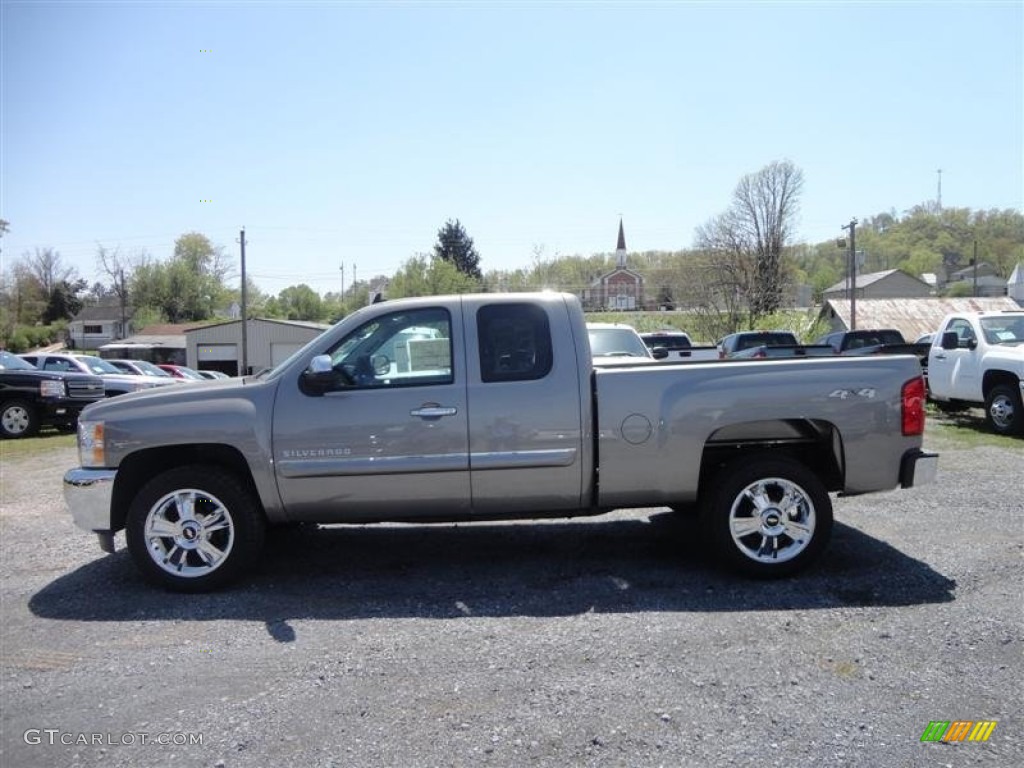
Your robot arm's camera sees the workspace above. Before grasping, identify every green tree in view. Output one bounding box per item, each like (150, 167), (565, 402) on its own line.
(276, 284), (324, 320)
(42, 279), (86, 324)
(433, 219), (482, 280)
(124, 233), (233, 323)
(389, 254), (480, 298)
(172, 232), (231, 320)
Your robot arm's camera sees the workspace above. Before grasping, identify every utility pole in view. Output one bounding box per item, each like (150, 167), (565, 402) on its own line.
(340, 262), (345, 300)
(118, 268), (126, 340)
(238, 228), (248, 376)
(936, 169), (943, 210)
(973, 239), (978, 297)
(841, 219), (858, 330)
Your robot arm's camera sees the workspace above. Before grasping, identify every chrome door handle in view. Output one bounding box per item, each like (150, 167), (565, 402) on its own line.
(410, 405), (458, 418)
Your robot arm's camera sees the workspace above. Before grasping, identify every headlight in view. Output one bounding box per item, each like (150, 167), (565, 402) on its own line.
(78, 420), (106, 467)
(39, 380), (65, 398)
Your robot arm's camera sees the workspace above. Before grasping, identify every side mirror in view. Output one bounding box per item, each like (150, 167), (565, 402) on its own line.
(300, 354), (338, 395)
(651, 346), (669, 360)
(940, 331), (959, 351)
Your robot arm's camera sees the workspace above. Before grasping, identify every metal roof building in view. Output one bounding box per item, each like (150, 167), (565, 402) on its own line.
(820, 297), (1022, 340)
(822, 269), (932, 301)
(186, 318), (331, 375)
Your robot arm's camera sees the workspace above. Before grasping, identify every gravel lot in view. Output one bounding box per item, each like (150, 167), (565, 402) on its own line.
(1, 425), (1021, 768)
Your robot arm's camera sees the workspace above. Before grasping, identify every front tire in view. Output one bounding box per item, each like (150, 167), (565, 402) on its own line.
(126, 465), (266, 592)
(0, 399), (39, 439)
(703, 454), (832, 578)
(985, 383), (1023, 436)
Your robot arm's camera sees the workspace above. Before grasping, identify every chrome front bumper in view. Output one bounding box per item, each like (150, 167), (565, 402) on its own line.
(64, 467), (117, 536)
(900, 449), (939, 489)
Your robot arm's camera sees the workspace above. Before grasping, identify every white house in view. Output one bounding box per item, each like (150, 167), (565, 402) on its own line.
(66, 301), (134, 351)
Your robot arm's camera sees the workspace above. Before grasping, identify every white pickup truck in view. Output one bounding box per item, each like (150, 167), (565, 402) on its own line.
(928, 310), (1024, 436)
(64, 292), (937, 591)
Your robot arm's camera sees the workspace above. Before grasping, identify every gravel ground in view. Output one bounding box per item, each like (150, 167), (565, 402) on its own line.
(1, 428), (1021, 768)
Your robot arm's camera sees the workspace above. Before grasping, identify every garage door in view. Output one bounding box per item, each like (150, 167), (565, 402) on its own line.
(197, 344), (238, 361)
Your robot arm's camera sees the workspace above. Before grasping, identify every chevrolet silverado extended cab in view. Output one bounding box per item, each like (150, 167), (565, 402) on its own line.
(64, 293), (937, 591)
(928, 310), (1024, 436)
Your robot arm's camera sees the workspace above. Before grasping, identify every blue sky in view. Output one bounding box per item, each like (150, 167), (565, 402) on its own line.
(2, 0), (1022, 297)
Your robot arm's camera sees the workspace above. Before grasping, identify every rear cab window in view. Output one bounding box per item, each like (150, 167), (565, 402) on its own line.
(477, 303), (553, 383)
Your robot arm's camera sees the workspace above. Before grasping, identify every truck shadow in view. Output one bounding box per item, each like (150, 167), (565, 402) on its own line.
(29, 513), (956, 636)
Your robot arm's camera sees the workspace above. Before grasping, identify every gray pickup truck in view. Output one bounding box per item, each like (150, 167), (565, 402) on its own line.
(64, 292), (937, 591)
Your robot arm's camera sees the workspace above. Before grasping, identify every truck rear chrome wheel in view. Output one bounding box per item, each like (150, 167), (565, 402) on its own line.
(727, 477), (816, 564)
(126, 466), (265, 592)
(985, 384), (1023, 436)
(704, 454), (832, 578)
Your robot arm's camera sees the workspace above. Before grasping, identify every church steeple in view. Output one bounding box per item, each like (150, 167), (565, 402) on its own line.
(615, 218), (627, 268)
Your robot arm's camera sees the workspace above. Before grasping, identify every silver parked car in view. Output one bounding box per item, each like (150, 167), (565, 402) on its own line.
(106, 358), (179, 379)
(19, 353), (177, 397)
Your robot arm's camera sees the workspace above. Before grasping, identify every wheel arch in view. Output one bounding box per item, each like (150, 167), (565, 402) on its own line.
(111, 444), (264, 532)
(982, 368), (1020, 397)
(698, 419), (844, 498)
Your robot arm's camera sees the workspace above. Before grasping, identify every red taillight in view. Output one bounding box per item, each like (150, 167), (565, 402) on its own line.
(902, 376), (926, 436)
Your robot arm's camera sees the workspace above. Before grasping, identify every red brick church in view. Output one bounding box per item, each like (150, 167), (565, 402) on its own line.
(582, 219), (645, 310)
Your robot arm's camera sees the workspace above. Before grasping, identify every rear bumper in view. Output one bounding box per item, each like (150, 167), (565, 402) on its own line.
(900, 449), (939, 489)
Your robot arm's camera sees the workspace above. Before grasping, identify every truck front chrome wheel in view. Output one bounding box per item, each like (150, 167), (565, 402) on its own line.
(704, 454), (833, 578)
(143, 489), (235, 578)
(126, 466), (266, 592)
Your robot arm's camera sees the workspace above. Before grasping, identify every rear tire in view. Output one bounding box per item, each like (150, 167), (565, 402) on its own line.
(126, 465), (266, 592)
(703, 454), (832, 578)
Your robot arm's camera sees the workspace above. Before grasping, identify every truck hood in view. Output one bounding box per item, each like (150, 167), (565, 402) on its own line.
(79, 375), (259, 419)
(985, 343), (1024, 368)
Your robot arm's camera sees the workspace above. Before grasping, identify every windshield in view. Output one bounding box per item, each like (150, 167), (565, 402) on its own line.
(643, 334), (691, 351)
(588, 328), (651, 358)
(735, 332), (798, 351)
(132, 360), (173, 376)
(175, 366), (207, 380)
(980, 315), (1024, 345)
(0, 351), (38, 371)
(76, 355), (123, 374)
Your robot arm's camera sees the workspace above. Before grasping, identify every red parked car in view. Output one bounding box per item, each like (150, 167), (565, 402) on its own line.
(156, 364), (207, 381)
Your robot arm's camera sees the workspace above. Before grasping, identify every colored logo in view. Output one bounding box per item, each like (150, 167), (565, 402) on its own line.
(920, 721), (997, 742)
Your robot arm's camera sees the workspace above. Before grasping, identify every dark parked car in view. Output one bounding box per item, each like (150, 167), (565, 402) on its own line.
(716, 331), (800, 359)
(197, 369), (231, 380)
(814, 329), (910, 353)
(640, 331), (720, 360)
(0, 350), (105, 438)
(640, 331), (692, 357)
